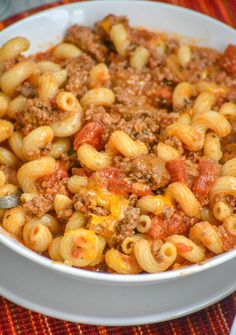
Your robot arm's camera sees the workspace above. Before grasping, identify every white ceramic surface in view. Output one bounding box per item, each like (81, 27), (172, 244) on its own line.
(0, 0), (236, 324)
(0, 242), (235, 325)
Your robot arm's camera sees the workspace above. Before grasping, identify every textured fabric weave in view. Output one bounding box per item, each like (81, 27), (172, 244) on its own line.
(0, 1), (236, 334)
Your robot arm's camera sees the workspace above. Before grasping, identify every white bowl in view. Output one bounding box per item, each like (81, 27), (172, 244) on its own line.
(0, 1), (235, 324)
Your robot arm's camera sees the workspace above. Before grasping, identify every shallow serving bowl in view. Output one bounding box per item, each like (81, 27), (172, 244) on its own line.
(0, 0), (236, 325)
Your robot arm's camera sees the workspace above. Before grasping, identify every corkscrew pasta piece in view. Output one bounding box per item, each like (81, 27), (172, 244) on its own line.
(32, 214), (61, 235)
(194, 80), (228, 95)
(22, 126), (54, 160)
(177, 44), (191, 67)
(65, 211), (86, 232)
(155, 36), (166, 57)
(89, 236), (107, 267)
(2, 206), (26, 238)
(189, 221), (224, 254)
(0, 61), (36, 97)
(167, 235), (205, 263)
(0, 184), (18, 197)
(223, 215), (236, 237)
(166, 123), (202, 151)
(0, 120), (14, 143)
(130, 46), (150, 70)
(0, 92), (10, 117)
(0, 146), (19, 167)
(56, 92), (78, 113)
(136, 195), (172, 215)
(0, 171), (6, 187)
(219, 102), (236, 120)
(201, 207), (218, 225)
(77, 144), (113, 170)
(89, 63), (110, 88)
(0, 37), (30, 67)
(213, 201), (232, 222)
(136, 215), (152, 233)
(7, 95), (26, 119)
(192, 91), (216, 116)
(20, 193), (36, 203)
(48, 236), (64, 262)
(67, 175), (88, 193)
(166, 182), (201, 218)
(172, 82), (193, 109)
(109, 23), (130, 57)
(80, 88), (115, 107)
(121, 234), (144, 255)
(38, 72), (58, 101)
(50, 138), (71, 159)
(167, 110), (231, 152)
(51, 107), (82, 137)
(105, 248), (142, 274)
(109, 130), (148, 158)
(60, 228), (102, 267)
(17, 156), (57, 193)
(178, 112), (191, 125)
(192, 111), (231, 138)
(9, 131), (26, 161)
(209, 176), (236, 206)
(221, 158), (236, 177)
(54, 194), (72, 217)
(134, 240), (177, 273)
(204, 132), (222, 161)
(53, 69), (68, 87)
(37, 61), (61, 73)
(156, 143), (180, 162)
(23, 220), (53, 252)
(52, 43), (81, 60)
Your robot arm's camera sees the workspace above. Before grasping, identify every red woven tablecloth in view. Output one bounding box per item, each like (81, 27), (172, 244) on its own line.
(0, 0), (236, 334)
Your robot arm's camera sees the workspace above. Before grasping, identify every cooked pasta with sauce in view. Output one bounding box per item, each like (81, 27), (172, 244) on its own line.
(0, 15), (236, 274)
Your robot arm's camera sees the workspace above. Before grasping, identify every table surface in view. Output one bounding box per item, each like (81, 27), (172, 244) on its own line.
(0, 0), (236, 334)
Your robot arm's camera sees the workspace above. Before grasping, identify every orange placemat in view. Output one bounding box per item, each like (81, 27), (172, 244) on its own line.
(0, 1), (236, 334)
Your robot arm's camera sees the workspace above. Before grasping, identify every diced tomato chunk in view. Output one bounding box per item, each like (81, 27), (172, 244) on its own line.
(220, 44), (236, 75)
(148, 216), (166, 240)
(107, 179), (131, 195)
(148, 211), (196, 240)
(73, 121), (105, 150)
(166, 211), (196, 236)
(91, 167), (132, 195)
(192, 159), (220, 203)
(40, 163), (68, 187)
(175, 243), (193, 253)
(166, 159), (187, 184)
(131, 183), (153, 196)
(92, 167), (152, 196)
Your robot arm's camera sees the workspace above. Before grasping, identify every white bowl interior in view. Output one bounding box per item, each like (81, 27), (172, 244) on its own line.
(0, 0), (236, 284)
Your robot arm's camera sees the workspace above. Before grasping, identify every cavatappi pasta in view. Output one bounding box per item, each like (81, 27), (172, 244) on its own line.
(0, 15), (235, 274)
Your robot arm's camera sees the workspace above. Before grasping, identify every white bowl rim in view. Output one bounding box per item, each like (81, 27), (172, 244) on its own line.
(0, 0), (236, 284)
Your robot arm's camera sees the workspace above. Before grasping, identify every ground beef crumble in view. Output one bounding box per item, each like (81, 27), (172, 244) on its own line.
(23, 195), (54, 218)
(115, 206), (140, 242)
(16, 99), (65, 135)
(65, 54), (95, 98)
(65, 25), (108, 62)
(114, 154), (170, 189)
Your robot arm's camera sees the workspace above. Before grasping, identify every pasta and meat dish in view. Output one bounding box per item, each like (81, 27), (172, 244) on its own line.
(0, 15), (236, 274)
